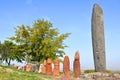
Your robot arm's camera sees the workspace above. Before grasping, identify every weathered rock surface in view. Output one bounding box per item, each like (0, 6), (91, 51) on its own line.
(91, 3), (106, 72)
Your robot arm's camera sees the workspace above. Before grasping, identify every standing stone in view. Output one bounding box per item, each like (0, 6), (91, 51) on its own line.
(53, 58), (60, 76)
(31, 64), (39, 72)
(91, 3), (106, 72)
(42, 60), (46, 74)
(73, 51), (81, 78)
(25, 63), (32, 72)
(63, 56), (70, 78)
(38, 64), (43, 73)
(46, 58), (52, 75)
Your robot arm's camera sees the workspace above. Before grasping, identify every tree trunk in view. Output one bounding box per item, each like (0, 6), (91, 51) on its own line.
(6, 59), (11, 66)
(8, 59), (11, 66)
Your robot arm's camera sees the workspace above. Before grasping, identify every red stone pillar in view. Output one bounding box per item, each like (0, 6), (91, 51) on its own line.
(63, 56), (70, 78)
(46, 58), (52, 75)
(53, 58), (60, 76)
(25, 63), (32, 72)
(42, 60), (46, 74)
(73, 51), (81, 78)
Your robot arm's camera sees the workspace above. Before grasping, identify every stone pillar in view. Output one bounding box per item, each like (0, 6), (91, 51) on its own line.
(42, 60), (46, 74)
(63, 56), (70, 78)
(73, 51), (81, 78)
(91, 3), (106, 72)
(46, 58), (52, 75)
(38, 64), (43, 73)
(25, 63), (32, 72)
(53, 58), (60, 76)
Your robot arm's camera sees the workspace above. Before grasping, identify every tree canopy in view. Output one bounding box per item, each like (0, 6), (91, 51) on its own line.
(0, 40), (25, 65)
(9, 19), (70, 63)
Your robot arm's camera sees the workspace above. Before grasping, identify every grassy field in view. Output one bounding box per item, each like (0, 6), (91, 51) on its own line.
(1, 65), (120, 80)
(0, 65), (44, 80)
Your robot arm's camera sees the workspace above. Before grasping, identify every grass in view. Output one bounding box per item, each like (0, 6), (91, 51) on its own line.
(84, 69), (111, 73)
(2, 65), (118, 80)
(0, 65), (43, 80)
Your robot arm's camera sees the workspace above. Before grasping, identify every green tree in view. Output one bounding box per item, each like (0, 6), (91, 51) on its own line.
(0, 40), (14, 65)
(10, 19), (70, 63)
(0, 40), (25, 65)
(0, 41), (2, 64)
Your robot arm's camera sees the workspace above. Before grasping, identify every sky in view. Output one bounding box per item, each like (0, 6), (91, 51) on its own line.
(0, 0), (120, 70)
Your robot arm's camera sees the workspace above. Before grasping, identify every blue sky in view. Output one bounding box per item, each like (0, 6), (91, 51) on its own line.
(0, 0), (120, 70)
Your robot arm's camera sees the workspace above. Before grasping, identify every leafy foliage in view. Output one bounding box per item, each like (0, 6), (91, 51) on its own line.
(0, 40), (25, 65)
(9, 19), (70, 63)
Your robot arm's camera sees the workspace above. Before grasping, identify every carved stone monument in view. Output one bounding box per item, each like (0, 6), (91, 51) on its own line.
(42, 60), (46, 74)
(63, 56), (70, 78)
(46, 58), (52, 75)
(53, 58), (60, 76)
(73, 51), (81, 78)
(25, 63), (32, 72)
(91, 3), (106, 72)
